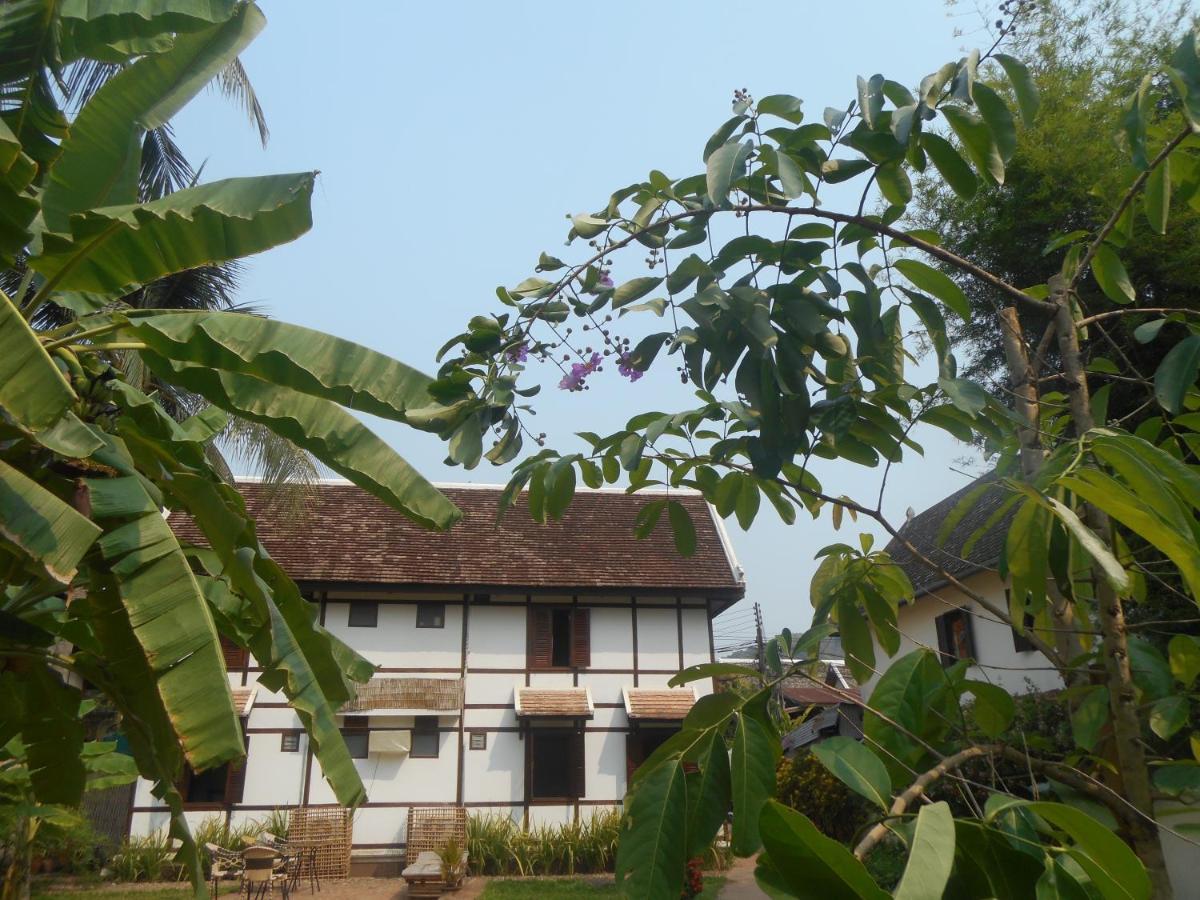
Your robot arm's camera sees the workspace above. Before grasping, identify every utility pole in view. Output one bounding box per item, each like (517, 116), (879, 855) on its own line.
(753, 602), (765, 675)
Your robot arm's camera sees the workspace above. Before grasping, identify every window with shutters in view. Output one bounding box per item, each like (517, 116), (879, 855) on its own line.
(529, 729), (584, 800)
(528, 607), (590, 669)
(219, 634), (247, 671)
(410, 716), (440, 758)
(934, 608), (975, 665)
(181, 731), (248, 806)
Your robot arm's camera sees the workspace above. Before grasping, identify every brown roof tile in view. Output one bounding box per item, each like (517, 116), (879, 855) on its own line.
(780, 678), (862, 707)
(342, 678), (463, 713)
(515, 687), (592, 718)
(623, 688), (696, 720)
(170, 481), (744, 598)
(231, 687), (256, 717)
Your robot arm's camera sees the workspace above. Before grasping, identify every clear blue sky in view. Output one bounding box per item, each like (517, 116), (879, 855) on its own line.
(173, 1), (995, 642)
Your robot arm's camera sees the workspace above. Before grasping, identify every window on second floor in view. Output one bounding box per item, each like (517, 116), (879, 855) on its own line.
(348, 601), (378, 628)
(934, 608), (975, 666)
(416, 602), (445, 629)
(219, 634), (247, 671)
(528, 607), (590, 669)
(410, 716), (440, 758)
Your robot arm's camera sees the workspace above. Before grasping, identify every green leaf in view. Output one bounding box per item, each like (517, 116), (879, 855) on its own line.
(938, 376), (989, 416)
(810, 736), (891, 811)
(0, 289), (76, 435)
(20, 669), (86, 805)
(41, 3), (263, 232)
(754, 801), (889, 899)
(1071, 686), (1109, 751)
(56, 0), (241, 61)
(777, 150), (808, 200)
(707, 140), (752, 203)
(32, 173), (315, 299)
(894, 258), (970, 319)
(993, 53), (1040, 126)
(668, 662), (756, 686)
(942, 105), (1004, 185)
(1020, 802), (1151, 900)
(0, 458), (101, 585)
(821, 158), (873, 183)
(1155, 334), (1200, 414)
(1150, 696), (1189, 740)
(703, 115), (747, 161)
(545, 460), (576, 521)
(921, 132), (977, 200)
(757, 94), (804, 123)
(149, 364), (459, 531)
(615, 758), (688, 899)
(973, 82), (1016, 162)
(685, 729), (732, 858)
(894, 801), (955, 900)
(612, 276), (663, 309)
(735, 478), (761, 530)
(876, 162), (912, 205)
(1091, 244), (1136, 304)
(864, 650), (952, 781)
(1039, 491), (1131, 593)
(730, 699), (780, 855)
(126, 310), (456, 430)
(667, 500), (697, 557)
(87, 461), (243, 772)
(1169, 635), (1200, 689)
(964, 679), (1015, 738)
(1144, 158), (1170, 234)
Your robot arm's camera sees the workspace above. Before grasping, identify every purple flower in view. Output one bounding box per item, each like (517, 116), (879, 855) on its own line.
(557, 352), (603, 392)
(598, 272), (614, 290)
(618, 353), (644, 382)
(506, 342), (529, 363)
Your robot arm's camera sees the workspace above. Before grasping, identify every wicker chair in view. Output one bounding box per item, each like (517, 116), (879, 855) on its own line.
(401, 807), (468, 898)
(205, 843), (242, 900)
(242, 845), (279, 899)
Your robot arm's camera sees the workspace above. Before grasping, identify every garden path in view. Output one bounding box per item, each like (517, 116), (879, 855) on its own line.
(717, 856), (768, 899)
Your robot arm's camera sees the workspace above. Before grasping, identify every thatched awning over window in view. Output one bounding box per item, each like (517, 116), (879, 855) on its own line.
(341, 677), (463, 715)
(514, 687), (593, 718)
(623, 687), (696, 721)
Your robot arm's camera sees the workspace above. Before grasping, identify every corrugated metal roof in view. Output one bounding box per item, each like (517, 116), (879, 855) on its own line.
(170, 481), (744, 598)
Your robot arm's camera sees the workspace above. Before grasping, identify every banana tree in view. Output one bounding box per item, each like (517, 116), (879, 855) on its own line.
(435, 6), (1200, 897)
(0, 3), (488, 896)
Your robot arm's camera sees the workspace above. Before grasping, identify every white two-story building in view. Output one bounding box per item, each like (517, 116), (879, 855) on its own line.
(128, 481), (744, 873)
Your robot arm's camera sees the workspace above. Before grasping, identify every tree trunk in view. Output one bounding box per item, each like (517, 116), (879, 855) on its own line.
(1052, 286), (1174, 898)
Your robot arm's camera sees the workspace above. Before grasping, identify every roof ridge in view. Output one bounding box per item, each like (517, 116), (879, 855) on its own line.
(231, 475), (703, 496)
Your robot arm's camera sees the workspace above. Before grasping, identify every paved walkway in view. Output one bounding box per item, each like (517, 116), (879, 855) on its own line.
(718, 856), (769, 899)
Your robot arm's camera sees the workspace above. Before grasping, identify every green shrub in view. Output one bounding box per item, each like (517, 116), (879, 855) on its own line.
(775, 749), (871, 844)
(108, 831), (179, 883)
(465, 809), (622, 876)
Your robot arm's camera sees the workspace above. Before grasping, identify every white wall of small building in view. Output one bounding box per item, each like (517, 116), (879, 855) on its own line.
(129, 591), (721, 856)
(861, 570), (1063, 699)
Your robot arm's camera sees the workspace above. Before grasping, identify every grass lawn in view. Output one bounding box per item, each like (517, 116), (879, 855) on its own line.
(32, 885), (239, 899)
(479, 875), (725, 899)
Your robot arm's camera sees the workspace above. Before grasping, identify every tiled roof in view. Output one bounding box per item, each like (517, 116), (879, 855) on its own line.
(623, 688), (697, 720)
(342, 677), (463, 713)
(170, 481), (743, 599)
(231, 687), (256, 717)
(514, 687), (593, 718)
(780, 678), (861, 707)
(884, 472), (1011, 598)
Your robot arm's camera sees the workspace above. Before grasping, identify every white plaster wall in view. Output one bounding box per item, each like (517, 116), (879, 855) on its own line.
(527, 805), (573, 827)
(579, 672), (627, 706)
(466, 672), (518, 705)
(1157, 802), (1200, 899)
(242, 732), (306, 807)
(351, 806), (405, 847)
(466, 605), (525, 669)
(681, 608), (712, 667)
(462, 731), (524, 803)
(636, 607), (679, 670)
(528, 672), (574, 688)
(584, 731), (625, 801)
(324, 601), (462, 669)
(862, 571), (1064, 698)
(590, 606), (634, 669)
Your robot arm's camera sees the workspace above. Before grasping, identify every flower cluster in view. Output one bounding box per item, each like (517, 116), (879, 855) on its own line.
(680, 857), (705, 899)
(506, 342), (529, 363)
(558, 352), (602, 391)
(617, 352), (644, 382)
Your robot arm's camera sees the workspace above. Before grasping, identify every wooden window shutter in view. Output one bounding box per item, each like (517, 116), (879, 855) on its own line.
(571, 730), (586, 799)
(224, 729), (250, 804)
(571, 609), (591, 669)
(219, 635), (245, 670)
(529, 608), (553, 668)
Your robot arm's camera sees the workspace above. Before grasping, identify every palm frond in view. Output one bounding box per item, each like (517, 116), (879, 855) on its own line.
(132, 261), (244, 312)
(140, 123), (194, 201)
(61, 58), (120, 110)
(214, 57), (268, 146)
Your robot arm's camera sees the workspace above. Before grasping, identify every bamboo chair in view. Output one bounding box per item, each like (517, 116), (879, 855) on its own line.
(402, 807), (469, 898)
(242, 846), (279, 899)
(205, 843), (242, 900)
